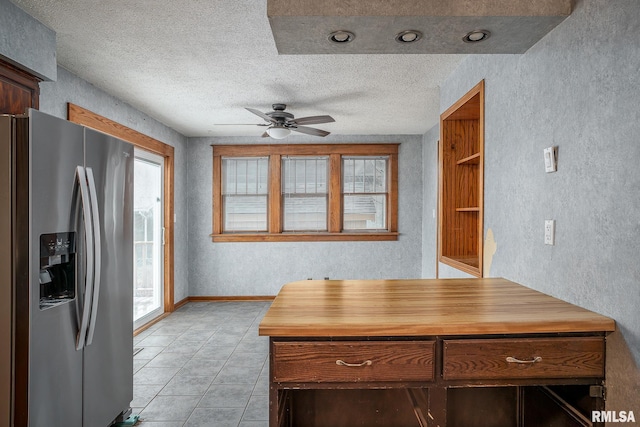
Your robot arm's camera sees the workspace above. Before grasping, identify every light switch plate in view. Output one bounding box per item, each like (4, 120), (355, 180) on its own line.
(544, 146), (557, 173)
(544, 220), (555, 245)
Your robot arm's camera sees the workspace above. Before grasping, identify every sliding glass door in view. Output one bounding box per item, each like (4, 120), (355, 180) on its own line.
(133, 148), (165, 329)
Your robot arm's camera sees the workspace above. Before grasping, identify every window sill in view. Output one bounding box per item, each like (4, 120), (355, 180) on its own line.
(210, 232), (399, 243)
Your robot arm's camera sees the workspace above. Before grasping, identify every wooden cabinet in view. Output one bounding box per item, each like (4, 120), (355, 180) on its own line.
(439, 80), (484, 276)
(273, 341), (435, 383)
(443, 337), (605, 380)
(269, 335), (609, 427)
(261, 279), (616, 427)
(0, 59), (40, 115)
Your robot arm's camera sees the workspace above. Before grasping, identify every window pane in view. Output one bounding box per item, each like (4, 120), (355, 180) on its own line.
(222, 157), (269, 232)
(224, 195), (268, 231)
(375, 159), (387, 192)
(343, 156), (388, 194)
(342, 156), (388, 231)
(283, 196), (328, 231)
(222, 157), (268, 195)
(343, 194), (387, 230)
(282, 157), (328, 231)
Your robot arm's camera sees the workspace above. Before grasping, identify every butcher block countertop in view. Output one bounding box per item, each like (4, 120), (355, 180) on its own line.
(258, 278), (615, 337)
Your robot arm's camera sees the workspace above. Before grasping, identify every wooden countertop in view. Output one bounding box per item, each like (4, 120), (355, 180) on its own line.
(258, 278), (615, 337)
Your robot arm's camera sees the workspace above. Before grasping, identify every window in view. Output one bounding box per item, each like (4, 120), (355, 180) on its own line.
(212, 144), (398, 242)
(282, 157), (328, 232)
(222, 157), (269, 232)
(343, 157), (388, 231)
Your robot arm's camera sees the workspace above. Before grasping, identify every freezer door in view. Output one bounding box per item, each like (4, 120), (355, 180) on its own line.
(26, 110), (85, 426)
(82, 128), (134, 427)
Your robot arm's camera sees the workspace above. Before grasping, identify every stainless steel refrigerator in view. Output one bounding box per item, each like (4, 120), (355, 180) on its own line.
(0, 109), (134, 426)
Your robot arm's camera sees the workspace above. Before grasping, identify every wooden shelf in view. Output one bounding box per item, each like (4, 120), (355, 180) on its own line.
(440, 255), (480, 276)
(443, 255), (480, 268)
(439, 81), (484, 278)
(457, 153), (480, 165)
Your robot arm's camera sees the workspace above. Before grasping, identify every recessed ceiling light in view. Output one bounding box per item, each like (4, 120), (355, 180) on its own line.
(395, 30), (423, 43)
(328, 30), (355, 44)
(463, 29), (491, 43)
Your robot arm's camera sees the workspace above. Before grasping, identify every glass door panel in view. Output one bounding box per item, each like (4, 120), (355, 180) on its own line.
(133, 149), (164, 329)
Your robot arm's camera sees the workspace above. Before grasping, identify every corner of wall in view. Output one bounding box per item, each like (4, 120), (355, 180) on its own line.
(0, 1), (57, 81)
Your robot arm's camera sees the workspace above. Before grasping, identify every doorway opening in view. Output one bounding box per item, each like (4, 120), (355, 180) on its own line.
(133, 149), (165, 329)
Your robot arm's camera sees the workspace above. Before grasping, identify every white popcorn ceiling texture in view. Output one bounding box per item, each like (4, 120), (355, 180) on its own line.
(11, 0), (467, 137)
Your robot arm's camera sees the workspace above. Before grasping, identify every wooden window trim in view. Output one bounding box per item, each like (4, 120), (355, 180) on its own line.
(68, 103), (176, 312)
(269, 154), (282, 233)
(211, 144), (399, 242)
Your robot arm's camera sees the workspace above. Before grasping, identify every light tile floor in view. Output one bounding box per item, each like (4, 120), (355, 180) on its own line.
(132, 301), (271, 427)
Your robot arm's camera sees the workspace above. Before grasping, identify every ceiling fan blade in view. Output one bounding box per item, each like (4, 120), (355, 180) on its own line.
(290, 115), (335, 125)
(246, 107), (276, 124)
(214, 123), (269, 126)
(290, 125), (330, 137)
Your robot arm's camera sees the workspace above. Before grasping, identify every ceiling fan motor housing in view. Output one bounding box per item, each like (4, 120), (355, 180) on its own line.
(268, 104), (294, 122)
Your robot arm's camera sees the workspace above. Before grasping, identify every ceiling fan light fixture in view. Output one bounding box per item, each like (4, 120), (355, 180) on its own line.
(463, 29), (491, 43)
(395, 30), (422, 43)
(328, 30), (355, 44)
(266, 126), (291, 139)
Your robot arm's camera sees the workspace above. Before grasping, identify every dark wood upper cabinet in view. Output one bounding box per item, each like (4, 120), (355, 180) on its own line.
(0, 59), (40, 115)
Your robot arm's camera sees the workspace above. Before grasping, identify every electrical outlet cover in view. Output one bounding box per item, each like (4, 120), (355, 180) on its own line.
(544, 220), (555, 245)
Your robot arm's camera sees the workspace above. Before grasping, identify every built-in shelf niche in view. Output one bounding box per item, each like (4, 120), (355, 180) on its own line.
(439, 80), (484, 277)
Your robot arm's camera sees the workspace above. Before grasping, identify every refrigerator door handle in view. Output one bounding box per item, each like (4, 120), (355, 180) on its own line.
(85, 167), (101, 346)
(75, 166), (95, 351)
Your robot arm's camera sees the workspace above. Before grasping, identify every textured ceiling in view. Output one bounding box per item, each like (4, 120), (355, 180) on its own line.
(11, 0), (469, 137)
(268, 0), (571, 54)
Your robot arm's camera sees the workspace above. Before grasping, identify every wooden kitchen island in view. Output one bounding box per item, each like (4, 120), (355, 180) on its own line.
(258, 278), (615, 427)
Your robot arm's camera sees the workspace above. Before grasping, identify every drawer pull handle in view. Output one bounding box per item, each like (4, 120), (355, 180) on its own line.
(336, 359), (373, 367)
(506, 356), (542, 364)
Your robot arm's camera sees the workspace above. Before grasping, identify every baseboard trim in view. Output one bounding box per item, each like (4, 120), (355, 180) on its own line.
(187, 295), (275, 302)
(133, 312), (171, 336)
(174, 296), (190, 310)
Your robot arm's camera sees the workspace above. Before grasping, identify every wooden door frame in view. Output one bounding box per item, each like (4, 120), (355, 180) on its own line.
(67, 103), (175, 314)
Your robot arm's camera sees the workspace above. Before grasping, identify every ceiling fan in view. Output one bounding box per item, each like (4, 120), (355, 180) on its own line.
(221, 104), (335, 139)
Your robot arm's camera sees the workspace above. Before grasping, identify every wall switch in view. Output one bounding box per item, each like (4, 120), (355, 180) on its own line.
(544, 220), (556, 245)
(544, 146), (558, 173)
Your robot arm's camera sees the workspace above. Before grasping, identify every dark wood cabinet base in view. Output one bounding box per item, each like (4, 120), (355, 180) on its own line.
(273, 385), (603, 427)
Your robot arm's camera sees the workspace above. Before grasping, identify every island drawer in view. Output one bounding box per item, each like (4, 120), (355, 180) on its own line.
(443, 337), (605, 380)
(272, 341), (435, 383)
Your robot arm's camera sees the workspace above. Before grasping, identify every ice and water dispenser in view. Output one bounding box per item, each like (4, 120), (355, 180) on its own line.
(39, 232), (76, 309)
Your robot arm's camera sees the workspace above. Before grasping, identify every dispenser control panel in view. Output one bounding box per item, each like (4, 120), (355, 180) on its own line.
(40, 232), (76, 258)
(39, 232), (76, 309)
